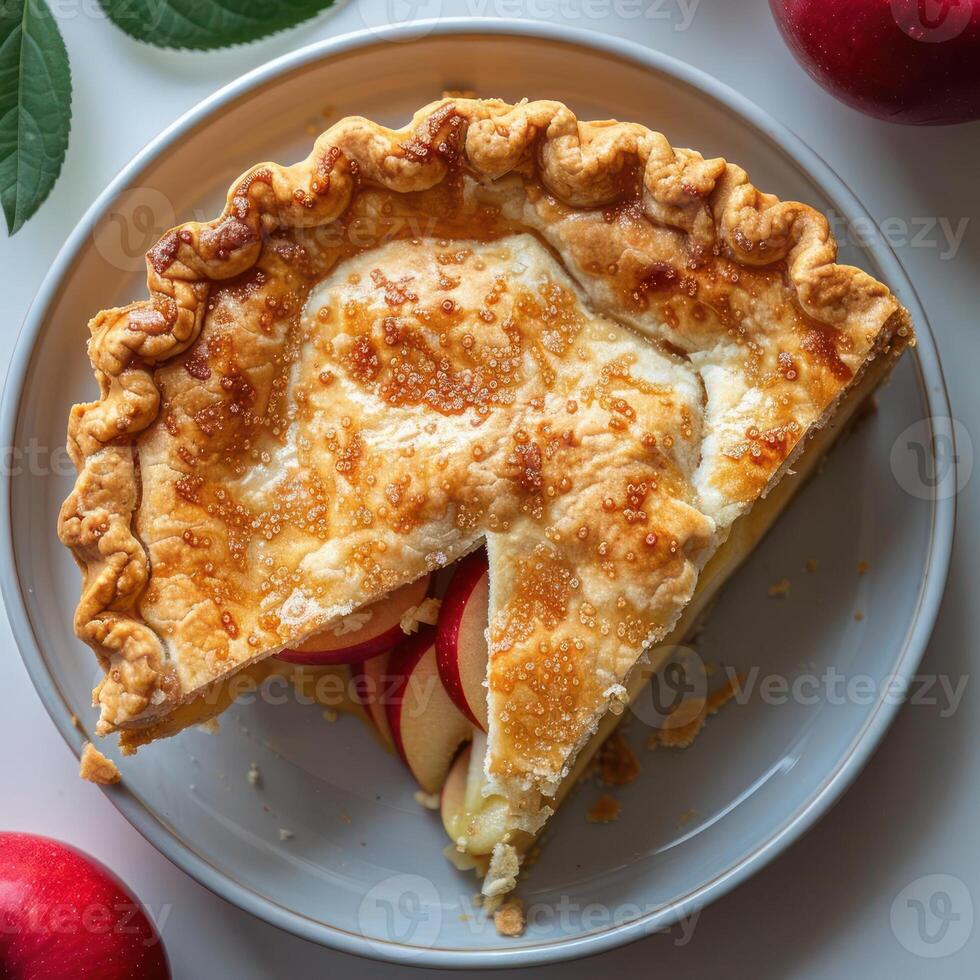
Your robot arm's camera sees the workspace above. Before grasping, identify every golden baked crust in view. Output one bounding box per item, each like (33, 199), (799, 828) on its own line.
(59, 99), (910, 817)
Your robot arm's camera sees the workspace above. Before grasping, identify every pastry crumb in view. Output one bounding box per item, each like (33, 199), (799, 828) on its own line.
(69, 714), (79, 729)
(79, 742), (121, 785)
(322, 709), (338, 723)
(804, 558), (818, 573)
(246, 763), (261, 786)
(597, 732), (640, 786)
(197, 717), (220, 735)
(400, 597), (442, 634)
(676, 808), (697, 827)
(648, 674), (742, 750)
(586, 794), (621, 824)
(494, 898), (525, 937)
(414, 789), (440, 810)
(332, 610), (373, 636)
(279, 828), (293, 841)
(768, 578), (791, 598)
(854, 611), (865, 621)
(858, 560), (870, 575)
(483, 843), (520, 898)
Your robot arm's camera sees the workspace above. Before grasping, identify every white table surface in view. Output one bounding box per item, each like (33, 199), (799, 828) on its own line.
(2, 2), (978, 976)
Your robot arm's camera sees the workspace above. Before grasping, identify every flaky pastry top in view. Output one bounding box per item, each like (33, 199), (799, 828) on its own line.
(59, 99), (910, 809)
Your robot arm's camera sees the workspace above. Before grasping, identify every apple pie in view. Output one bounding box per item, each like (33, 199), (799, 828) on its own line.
(59, 97), (912, 898)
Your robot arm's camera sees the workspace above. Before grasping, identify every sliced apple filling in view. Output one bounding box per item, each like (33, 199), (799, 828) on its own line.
(436, 337), (897, 867)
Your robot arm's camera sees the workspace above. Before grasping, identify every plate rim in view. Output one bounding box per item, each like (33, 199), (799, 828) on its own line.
(0, 17), (955, 969)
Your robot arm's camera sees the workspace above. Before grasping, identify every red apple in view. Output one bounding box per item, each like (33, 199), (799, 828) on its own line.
(385, 626), (472, 793)
(349, 649), (396, 751)
(277, 575), (430, 665)
(435, 550), (490, 731)
(0, 832), (170, 980)
(770, 0), (980, 124)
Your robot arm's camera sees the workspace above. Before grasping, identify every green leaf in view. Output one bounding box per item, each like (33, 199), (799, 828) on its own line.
(98, 0), (336, 50)
(0, 0), (72, 235)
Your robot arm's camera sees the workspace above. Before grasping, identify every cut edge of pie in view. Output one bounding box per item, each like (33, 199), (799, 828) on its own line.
(57, 97), (912, 897)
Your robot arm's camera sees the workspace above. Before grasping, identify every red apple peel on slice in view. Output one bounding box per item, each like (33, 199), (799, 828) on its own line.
(350, 649), (396, 751)
(386, 625), (472, 794)
(277, 574), (431, 666)
(435, 549), (490, 731)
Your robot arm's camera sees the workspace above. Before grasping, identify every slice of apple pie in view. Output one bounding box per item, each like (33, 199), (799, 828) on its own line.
(59, 98), (911, 897)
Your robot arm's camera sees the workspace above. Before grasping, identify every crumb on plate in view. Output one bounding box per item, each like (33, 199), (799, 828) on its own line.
(597, 732), (640, 786)
(586, 794), (621, 824)
(79, 742), (121, 785)
(649, 674), (742, 750)
(494, 898), (526, 937)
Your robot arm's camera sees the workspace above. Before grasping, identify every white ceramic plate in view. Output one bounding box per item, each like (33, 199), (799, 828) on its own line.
(0, 21), (954, 969)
